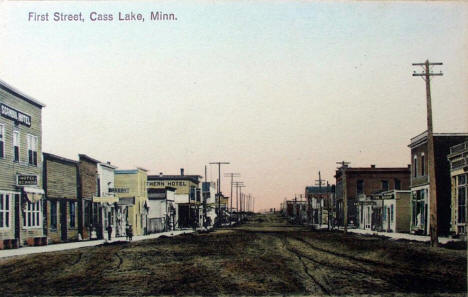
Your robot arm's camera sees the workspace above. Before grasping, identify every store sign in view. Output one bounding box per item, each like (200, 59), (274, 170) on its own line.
(147, 180), (187, 187)
(1, 104), (31, 127)
(16, 175), (38, 186)
(108, 187), (129, 193)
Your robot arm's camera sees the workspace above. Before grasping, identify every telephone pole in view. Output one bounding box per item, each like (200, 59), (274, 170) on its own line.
(233, 181), (244, 222)
(225, 172), (240, 224)
(337, 161), (350, 233)
(315, 171), (327, 227)
(412, 60), (443, 247)
(210, 161), (230, 223)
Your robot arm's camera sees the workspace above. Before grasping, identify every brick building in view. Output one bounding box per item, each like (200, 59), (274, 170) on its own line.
(78, 154), (100, 240)
(335, 164), (410, 227)
(409, 131), (468, 236)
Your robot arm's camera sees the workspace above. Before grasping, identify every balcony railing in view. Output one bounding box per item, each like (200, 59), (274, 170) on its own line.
(451, 158), (467, 170)
(450, 142), (468, 154)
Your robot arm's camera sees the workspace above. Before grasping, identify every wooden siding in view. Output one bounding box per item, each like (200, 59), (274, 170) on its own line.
(0, 88), (43, 192)
(45, 159), (78, 199)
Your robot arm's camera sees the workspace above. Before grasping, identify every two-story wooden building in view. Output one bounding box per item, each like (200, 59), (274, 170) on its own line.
(147, 169), (202, 229)
(0, 80), (46, 249)
(78, 154), (100, 240)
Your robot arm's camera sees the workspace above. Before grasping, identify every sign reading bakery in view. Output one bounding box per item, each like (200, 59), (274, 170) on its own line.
(1, 103), (31, 127)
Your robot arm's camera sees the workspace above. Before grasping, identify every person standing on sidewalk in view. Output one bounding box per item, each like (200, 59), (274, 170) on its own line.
(106, 225), (112, 241)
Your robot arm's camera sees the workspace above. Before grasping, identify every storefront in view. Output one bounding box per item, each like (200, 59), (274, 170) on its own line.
(43, 153), (80, 243)
(0, 79), (46, 249)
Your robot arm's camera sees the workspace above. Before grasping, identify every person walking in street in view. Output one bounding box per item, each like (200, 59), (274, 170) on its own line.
(106, 225), (112, 241)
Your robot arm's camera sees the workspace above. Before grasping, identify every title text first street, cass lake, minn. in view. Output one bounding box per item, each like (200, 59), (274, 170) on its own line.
(28, 11), (177, 22)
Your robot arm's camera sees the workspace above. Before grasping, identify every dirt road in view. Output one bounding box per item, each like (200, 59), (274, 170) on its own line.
(0, 214), (465, 296)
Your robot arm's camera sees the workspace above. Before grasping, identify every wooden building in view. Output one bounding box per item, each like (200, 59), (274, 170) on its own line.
(447, 141), (468, 237)
(147, 169), (202, 229)
(43, 153), (79, 243)
(78, 154), (100, 240)
(0, 80), (46, 249)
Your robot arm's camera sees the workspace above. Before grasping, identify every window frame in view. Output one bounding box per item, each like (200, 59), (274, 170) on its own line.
(0, 124), (5, 159)
(69, 201), (76, 228)
(23, 200), (42, 228)
(50, 200), (57, 230)
(0, 193), (11, 229)
(13, 130), (20, 162)
(27, 134), (38, 166)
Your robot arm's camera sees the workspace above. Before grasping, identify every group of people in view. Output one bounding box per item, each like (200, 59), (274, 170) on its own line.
(89, 224), (133, 242)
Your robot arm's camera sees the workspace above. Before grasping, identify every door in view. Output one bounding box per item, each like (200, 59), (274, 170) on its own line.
(60, 200), (67, 241)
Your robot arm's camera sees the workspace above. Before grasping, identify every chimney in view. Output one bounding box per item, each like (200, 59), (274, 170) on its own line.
(407, 164), (411, 169)
(370, 164), (376, 168)
(107, 161), (111, 165)
(180, 168), (184, 176)
(159, 172), (163, 177)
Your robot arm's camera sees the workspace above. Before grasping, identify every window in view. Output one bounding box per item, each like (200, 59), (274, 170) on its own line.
(458, 174), (467, 224)
(69, 201), (76, 227)
(23, 200), (41, 228)
(381, 180), (389, 191)
(27, 134), (38, 166)
(391, 204), (394, 223)
(421, 154), (425, 176)
(0, 124), (4, 158)
(13, 131), (19, 162)
(356, 180), (364, 195)
(50, 201), (57, 229)
(0, 193), (10, 228)
(395, 179), (401, 190)
(413, 155), (418, 178)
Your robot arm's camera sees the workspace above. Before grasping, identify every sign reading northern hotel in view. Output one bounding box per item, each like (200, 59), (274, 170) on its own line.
(147, 181), (187, 187)
(1, 103), (32, 126)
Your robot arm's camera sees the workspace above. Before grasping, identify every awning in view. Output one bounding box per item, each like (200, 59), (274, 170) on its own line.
(23, 187), (45, 203)
(93, 196), (119, 204)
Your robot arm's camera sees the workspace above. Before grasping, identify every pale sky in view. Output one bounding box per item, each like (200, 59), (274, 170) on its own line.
(0, 1), (467, 211)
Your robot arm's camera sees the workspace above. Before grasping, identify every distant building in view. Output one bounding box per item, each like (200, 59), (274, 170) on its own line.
(147, 187), (176, 233)
(147, 169), (202, 229)
(408, 131), (468, 236)
(335, 164), (410, 228)
(305, 185), (333, 226)
(115, 168), (149, 236)
(447, 141), (468, 237)
(43, 153), (79, 243)
(95, 161), (119, 238)
(78, 154), (100, 240)
(0, 80), (46, 249)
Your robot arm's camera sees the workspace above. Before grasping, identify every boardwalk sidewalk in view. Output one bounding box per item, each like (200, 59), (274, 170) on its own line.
(0, 229), (194, 259)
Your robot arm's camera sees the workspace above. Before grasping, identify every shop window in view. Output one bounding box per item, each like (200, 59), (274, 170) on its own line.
(69, 201), (76, 228)
(0, 193), (10, 228)
(391, 205), (394, 223)
(27, 134), (38, 166)
(458, 175), (466, 224)
(24, 200), (41, 228)
(0, 124), (4, 158)
(356, 180), (364, 195)
(50, 201), (57, 229)
(13, 131), (20, 162)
